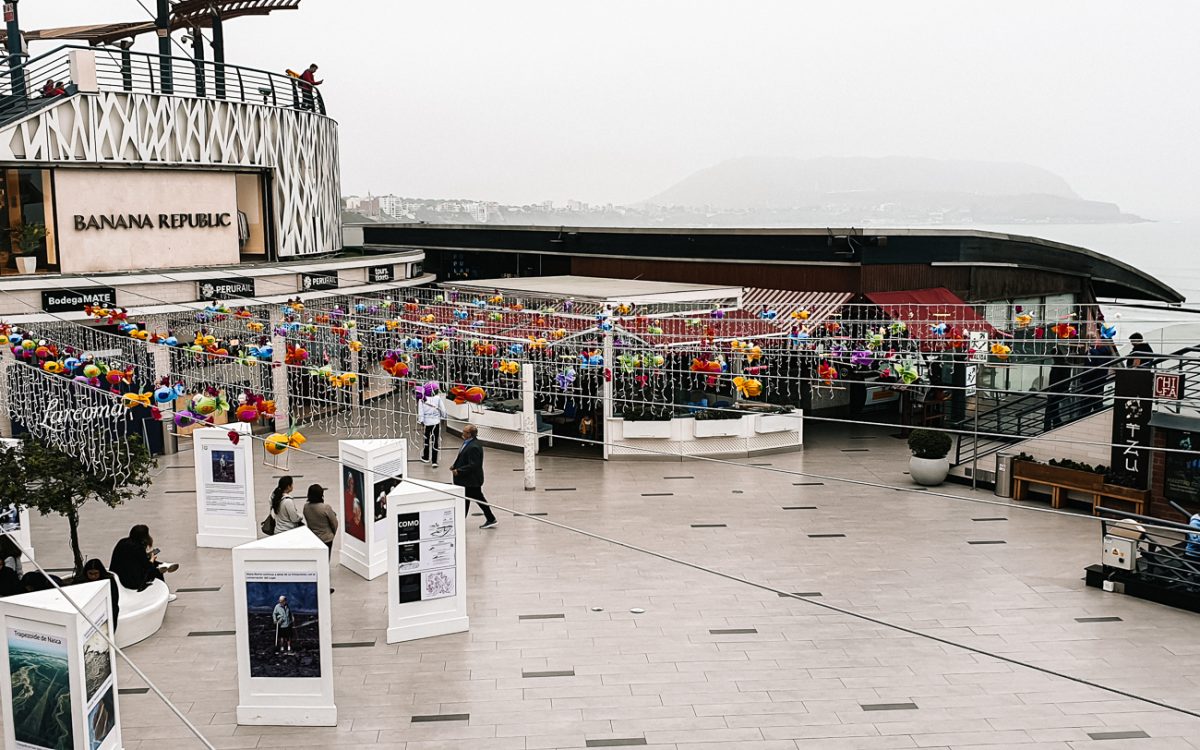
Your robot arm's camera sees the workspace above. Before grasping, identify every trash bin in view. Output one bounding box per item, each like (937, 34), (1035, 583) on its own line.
(994, 452), (1015, 498)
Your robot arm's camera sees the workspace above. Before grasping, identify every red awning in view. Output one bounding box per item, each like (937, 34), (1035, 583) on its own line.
(864, 287), (1003, 343)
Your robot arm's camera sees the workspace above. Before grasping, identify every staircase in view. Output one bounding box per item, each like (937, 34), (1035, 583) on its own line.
(951, 345), (1200, 483)
(0, 48), (76, 129)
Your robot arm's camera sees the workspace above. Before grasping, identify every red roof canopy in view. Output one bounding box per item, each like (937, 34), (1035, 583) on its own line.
(865, 287), (1002, 341)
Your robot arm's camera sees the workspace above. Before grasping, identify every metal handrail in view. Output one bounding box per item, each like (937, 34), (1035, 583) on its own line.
(953, 345), (1200, 468)
(0, 43), (326, 125)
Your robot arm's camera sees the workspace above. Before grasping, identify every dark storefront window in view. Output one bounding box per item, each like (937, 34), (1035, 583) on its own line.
(0, 168), (57, 273)
(1163, 430), (1200, 504)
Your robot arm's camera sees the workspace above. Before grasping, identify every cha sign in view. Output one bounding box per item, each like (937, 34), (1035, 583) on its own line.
(368, 265), (395, 283)
(42, 287), (118, 313)
(198, 277), (256, 300)
(299, 272), (339, 291)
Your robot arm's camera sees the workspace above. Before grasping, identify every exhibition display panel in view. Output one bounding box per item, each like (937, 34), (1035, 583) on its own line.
(386, 480), (469, 644)
(338, 439), (407, 580)
(0, 581), (121, 750)
(194, 423), (259, 549)
(232, 527), (336, 726)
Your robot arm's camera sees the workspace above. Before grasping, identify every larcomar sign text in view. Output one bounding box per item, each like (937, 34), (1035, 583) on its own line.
(73, 213), (233, 231)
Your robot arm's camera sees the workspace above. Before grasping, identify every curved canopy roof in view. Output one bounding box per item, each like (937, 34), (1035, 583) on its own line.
(1, 1), (301, 46)
(357, 224), (1184, 304)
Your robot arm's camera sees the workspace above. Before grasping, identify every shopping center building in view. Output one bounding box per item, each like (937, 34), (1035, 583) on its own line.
(0, 11), (427, 323)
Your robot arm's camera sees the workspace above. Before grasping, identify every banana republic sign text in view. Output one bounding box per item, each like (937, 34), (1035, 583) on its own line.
(73, 213), (233, 231)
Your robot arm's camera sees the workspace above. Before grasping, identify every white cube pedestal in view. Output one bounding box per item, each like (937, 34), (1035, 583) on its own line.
(0, 581), (121, 750)
(387, 480), (469, 644)
(233, 527), (336, 726)
(338, 439), (407, 580)
(194, 423), (258, 548)
(1, 438), (35, 562)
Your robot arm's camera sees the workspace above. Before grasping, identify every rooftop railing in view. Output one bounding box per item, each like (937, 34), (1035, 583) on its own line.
(0, 44), (326, 126)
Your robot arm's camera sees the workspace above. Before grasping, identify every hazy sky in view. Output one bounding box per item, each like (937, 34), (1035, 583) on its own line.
(23, 1), (1200, 218)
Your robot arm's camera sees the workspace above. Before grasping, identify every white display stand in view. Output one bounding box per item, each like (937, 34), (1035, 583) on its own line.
(338, 439), (407, 580)
(386, 480), (469, 643)
(0, 580), (121, 750)
(232, 527), (336, 726)
(0, 437), (35, 563)
(194, 423), (258, 548)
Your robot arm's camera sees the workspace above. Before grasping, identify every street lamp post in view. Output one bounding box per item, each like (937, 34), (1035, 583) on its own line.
(156, 0), (173, 94)
(4, 0), (26, 99)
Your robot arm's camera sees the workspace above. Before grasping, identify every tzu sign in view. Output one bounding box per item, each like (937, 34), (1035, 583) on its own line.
(1110, 369), (1154, 490)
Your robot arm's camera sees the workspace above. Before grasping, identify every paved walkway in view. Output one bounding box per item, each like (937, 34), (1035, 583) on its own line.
(12, 422), (1200, 749)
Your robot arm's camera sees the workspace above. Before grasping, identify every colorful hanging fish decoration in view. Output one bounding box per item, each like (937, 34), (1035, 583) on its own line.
(991, 342), (1012, 361)
(555, 368), (577, 390)
(850, 349), (873, 368)
(733, 376), (762, 398)
(498, 360), (520, 376)
(817, 361), (839, 384)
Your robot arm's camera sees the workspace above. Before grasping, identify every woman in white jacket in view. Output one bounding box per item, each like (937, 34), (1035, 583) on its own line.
(418, 388), (447, 468)
(270, 476), (304, 532)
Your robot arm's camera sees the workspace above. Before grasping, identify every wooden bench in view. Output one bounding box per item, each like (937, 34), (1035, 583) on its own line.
(1012, 460), (1147, 516)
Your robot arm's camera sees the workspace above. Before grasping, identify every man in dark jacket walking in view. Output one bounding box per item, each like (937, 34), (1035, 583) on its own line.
(451, 424), (497, 528)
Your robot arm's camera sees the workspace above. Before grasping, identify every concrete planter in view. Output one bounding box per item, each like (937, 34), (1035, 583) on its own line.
(910, 456), (950, 486)
(694, 416), (749, 438)
(15, 256), (37, 274)
(755, 413), (799, 434)
(622, 419), (672, 439)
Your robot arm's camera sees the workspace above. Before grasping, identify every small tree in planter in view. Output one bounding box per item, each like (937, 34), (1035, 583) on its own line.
(0, 434), (155, 578)
(9, 222), (47, 274)
(907, 428), (953, 486)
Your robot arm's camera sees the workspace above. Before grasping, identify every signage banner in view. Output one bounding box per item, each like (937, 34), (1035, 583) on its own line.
(41, 287), (118, 313)
(198, 277), (256, 300)
(1153, 372), (1186, 401)
(368, 265), (395, 283)
(299, 272), (339, 292)
(409, 262), (424, 279)
(1110, 368), (1154, 490)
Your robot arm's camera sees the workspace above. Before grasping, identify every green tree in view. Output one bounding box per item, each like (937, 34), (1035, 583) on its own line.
(0, 435), (155, 577)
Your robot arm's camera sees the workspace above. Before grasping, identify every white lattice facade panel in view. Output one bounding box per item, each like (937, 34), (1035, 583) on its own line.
(0, 92), (340, 257)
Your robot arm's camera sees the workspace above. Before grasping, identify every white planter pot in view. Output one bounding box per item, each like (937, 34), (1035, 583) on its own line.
(15, 256), (37, 274)
(910, 456), (950, 486)
(444, 400), (470, 421)
(622, 419), (672, 439)
(694, 417), (747, 438)
(477, 409), (520, 431)
(755, 413), (799, 434)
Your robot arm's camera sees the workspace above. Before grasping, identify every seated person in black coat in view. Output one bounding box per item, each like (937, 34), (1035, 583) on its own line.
(109, 524), (162, 592)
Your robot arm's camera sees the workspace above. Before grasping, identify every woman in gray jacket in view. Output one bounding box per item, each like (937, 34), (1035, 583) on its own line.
(270, 476), (304, 532)
(302, 484), (338, 557)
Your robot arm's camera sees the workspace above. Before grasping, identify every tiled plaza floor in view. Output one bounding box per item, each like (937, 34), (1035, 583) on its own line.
(11, 421), (1200, 749)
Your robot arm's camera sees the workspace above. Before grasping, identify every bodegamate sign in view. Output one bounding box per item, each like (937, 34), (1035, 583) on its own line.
(42, 287), (118, 313)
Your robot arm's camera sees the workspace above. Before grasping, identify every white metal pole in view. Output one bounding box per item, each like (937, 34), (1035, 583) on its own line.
(522, 363), (536, 490)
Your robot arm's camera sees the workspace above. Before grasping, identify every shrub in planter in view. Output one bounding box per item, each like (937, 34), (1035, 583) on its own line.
(907, 428), (952, 486)
(1048, 458), (1105, 474)
(694, 408), (745, 421)
(621, 407), (672, 421)
(907, 429), (952, 459)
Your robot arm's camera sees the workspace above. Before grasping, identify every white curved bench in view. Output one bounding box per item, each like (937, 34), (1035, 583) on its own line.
(115, 579), (170, 648)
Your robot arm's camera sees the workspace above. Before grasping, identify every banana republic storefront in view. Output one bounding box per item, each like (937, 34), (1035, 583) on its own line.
(0, 166), (269, 276)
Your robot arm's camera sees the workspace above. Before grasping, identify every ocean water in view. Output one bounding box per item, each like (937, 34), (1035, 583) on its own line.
(967, 220), (1200, 303)
(967, 220), (1200, 346)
